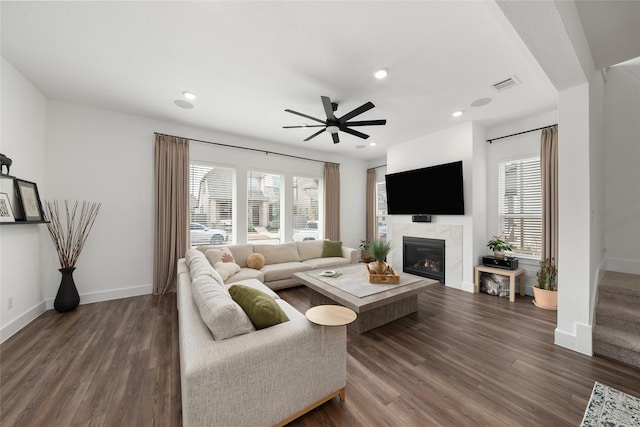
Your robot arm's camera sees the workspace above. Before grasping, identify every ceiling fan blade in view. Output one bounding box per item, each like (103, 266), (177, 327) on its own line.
(321, 96), (336, 121)
(332, 133), (340, 144)
(283, 125), (326, 128)
(340, 126), (369, 139)
(343, 119), (387, 127)
(284, 109), (326, 125)
(304, 128), (326, 141)
(338, 101), (374, 123)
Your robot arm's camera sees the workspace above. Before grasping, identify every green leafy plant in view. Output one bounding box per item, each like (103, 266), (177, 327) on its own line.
(367, 239), (391, 263)
(536, 258), (557, 290)
(486, 235), (513, 253)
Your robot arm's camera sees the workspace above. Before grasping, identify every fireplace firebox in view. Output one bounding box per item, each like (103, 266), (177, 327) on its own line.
(403, 236), (445, 283)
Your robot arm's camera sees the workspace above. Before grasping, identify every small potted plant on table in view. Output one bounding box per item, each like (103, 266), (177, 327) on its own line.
(367, 239), (392, 275)
(533, 258), (558, 310)
(487, 235), (513, 259)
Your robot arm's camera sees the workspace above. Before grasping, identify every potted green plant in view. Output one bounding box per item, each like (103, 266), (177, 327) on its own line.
(533, 258), (557, 310)
(359, 239), (374, 262)
(486, 235), (513, 259)
(367, 239), (392, 275)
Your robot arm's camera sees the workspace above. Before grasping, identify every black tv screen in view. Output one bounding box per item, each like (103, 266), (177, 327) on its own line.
(385, 161), (465, 215)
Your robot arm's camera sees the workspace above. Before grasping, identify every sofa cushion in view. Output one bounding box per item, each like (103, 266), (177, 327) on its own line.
(226, 268), (265, 284)
(254, 242), (300, 265)
(214, 261), (241, 281)
(247, 252), (265, 269)
(261, 262), (311, 282)
(226, 244), (255, 268)
(322, 240), (343, 257)
(228, 285), (289, 329)
(190, 275), (255, 340)
(186, 249), (225, 287)
(224, 278), (280, 300)
(301, 257), (352, 270)
(204, 247), (235, 265)
(296, 240), (324, 261)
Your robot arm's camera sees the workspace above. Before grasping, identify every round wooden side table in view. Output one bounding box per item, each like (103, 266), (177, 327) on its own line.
(305, 305), (357, 327)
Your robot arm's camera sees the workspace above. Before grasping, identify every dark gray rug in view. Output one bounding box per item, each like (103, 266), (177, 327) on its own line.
(581, 382), (640, 426)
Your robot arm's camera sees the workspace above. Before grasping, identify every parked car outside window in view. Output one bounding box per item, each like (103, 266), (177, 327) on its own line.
(293, 220), (319, 241)
(190, 223), (228, 245)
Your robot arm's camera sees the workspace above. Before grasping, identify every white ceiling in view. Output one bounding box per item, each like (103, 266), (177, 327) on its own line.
(2, 1), (564, 160)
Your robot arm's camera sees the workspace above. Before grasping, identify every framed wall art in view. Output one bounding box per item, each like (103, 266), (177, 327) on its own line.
(0, 192), (16, 222)
(14, 179), (44, 221)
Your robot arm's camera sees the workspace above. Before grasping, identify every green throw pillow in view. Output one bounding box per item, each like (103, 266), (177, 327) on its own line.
(322, 240), (343, 257)
(228, 285), (289, 330)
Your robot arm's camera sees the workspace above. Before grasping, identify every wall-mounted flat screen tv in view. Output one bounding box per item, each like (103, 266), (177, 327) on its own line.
(385, 160), (465, 215)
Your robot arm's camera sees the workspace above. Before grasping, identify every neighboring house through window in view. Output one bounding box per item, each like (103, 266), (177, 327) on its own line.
(189, 162), (234, 246)
(376, 181), (387, 240)
(498, 156), (542, 258)
(292, 176), (320, 241)
(247, 170), (281, 242)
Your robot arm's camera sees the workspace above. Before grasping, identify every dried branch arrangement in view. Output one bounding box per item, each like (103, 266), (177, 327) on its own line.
(44, 200), (101, 269)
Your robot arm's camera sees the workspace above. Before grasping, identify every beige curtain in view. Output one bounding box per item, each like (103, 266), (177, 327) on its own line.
(153, 134), (189, 295)
(366, 168), (376, 243)
(323, 162), (340, 241)
(541, 125), (558, 261)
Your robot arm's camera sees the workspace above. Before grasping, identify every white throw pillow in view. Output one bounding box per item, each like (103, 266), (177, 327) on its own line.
(190, 275), (255, 340)
(214, 261), (242, 281)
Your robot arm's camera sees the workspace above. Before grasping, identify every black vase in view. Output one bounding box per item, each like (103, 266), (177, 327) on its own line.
(55, 267), (80, 312)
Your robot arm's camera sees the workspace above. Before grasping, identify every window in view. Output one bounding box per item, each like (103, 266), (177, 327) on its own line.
(292, 176), (320, 241)
(189, 162), (234, 245)
(247, 170), (281, 242)
(499, 157), (541, 258)
(376, 181), (387, 239)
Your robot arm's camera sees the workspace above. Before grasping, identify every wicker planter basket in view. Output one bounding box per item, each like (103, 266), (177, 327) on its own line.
(365, 263), (400, 284)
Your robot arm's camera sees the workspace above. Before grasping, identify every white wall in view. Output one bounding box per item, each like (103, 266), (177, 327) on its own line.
(0, 58), (48, 341)
(386, 122), (480, 291)
(604, 60), (640, 274)
(485, 110), (558, 294)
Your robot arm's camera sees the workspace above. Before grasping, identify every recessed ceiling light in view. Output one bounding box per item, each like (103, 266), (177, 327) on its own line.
(183, 91), (196, 100)
(471, 97), (492, 107)
(374, 68), (388, 79)
(452, 110), (463, 117)
(369, 142), (377, 146)
(175, 100), (194, 109)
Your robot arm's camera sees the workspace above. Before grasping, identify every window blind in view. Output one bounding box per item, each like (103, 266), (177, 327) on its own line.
(498, 157), (541, 257)
(189, 162), (234, 244)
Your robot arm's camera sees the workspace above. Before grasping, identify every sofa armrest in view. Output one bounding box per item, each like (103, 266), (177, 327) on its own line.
(342, 246), (357, 264)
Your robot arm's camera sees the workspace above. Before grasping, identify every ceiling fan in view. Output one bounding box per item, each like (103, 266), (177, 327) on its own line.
(283, 96), (386, 144)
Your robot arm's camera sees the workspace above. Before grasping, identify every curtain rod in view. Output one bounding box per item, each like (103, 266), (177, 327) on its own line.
(487, 124), (557, 143)
(154, 132), (339, 165)
(369, 164), (387, 170)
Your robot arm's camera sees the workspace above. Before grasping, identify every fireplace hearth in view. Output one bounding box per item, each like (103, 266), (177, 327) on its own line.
(403, 236), (445, 283)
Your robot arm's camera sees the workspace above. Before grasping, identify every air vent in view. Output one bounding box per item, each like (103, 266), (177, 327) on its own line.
(492, 76), (520, 91)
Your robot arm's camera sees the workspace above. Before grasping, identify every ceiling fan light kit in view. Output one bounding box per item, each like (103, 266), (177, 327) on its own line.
(284, 95), (386, 144)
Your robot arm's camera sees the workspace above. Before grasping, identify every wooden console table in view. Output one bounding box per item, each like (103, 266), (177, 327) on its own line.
(474, 265), (525, 302)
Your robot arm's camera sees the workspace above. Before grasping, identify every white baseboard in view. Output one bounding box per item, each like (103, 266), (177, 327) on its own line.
(461, 280), (475, 293)
(606, 258), (640, 275)
(2, 285), (153, 343)
(44, 284), (153, 309)
(554, 322), (592, 356)
(1, 301), (47, 344)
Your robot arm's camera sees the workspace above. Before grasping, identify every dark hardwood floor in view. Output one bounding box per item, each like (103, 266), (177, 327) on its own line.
(2, 284), (639, 426)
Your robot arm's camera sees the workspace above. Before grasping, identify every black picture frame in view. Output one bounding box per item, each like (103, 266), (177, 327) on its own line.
(14, 179), (44, 221)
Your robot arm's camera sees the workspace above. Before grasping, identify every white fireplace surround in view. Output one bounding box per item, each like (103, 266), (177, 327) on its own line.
(390, 223), (463, 288)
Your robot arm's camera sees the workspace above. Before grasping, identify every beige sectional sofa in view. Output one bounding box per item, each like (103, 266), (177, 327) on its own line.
(197, 240), (357, 289)
(177, 248), (348, 426)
